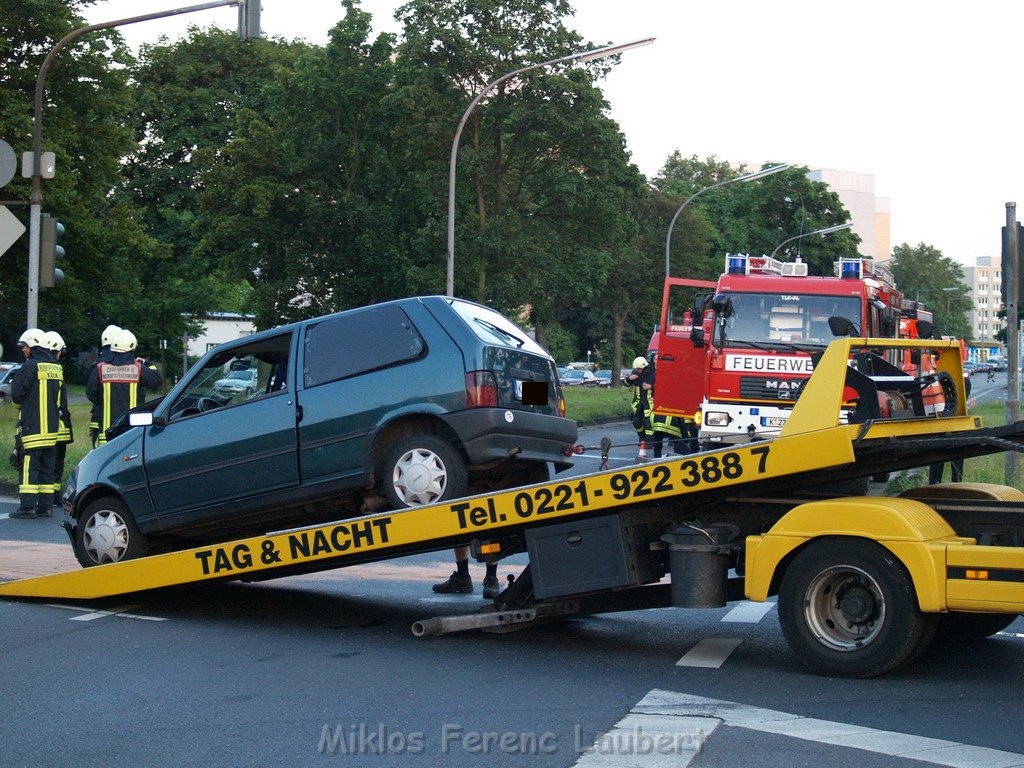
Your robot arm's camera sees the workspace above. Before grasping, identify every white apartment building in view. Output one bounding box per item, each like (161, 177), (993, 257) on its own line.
(962, 255), (1005, 351)
(806, 168), (891, 260)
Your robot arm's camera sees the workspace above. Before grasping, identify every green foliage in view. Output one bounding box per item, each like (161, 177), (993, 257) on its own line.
(0, 0), (148, 361)
(539, 321), (578, 364)
(890, 242), (972, 340)
(655, 157), (860, 277)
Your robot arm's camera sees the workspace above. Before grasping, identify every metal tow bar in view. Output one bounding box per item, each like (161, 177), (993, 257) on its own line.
(411, 600), (581, 637)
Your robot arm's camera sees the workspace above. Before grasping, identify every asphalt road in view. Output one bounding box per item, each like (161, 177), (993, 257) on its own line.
(2, 376), (1023, 766)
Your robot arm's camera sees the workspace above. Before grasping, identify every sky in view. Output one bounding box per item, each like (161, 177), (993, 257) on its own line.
(84, 0), (1024, 266)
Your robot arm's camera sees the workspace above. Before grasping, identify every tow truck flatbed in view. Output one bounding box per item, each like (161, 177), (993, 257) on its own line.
(2, 338), (1023, 677)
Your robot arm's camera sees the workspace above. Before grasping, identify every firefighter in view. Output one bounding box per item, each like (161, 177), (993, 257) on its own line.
(625, 356), (655, 458)
(9, 329), (63, 519)
(85, 329), (162, 447)
(43, 331), (73, 503)
(88, 324), (122, 447)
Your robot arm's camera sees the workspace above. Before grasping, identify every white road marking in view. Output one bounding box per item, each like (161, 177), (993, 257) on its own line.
(634, 689), (1024, 767)
(721, 600), (775, 623)
(675, 638), (742, 668)
(46, 603), (167, 622)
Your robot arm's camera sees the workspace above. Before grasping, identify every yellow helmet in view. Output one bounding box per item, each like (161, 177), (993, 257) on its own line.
(632, 356), (648, 369)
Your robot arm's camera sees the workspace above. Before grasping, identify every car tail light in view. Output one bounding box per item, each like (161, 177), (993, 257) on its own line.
(558, 395), (566, 418)
(466, 371), (499, 408)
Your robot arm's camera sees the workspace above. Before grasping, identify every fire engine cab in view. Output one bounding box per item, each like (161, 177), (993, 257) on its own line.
(655, 254), (904, 445)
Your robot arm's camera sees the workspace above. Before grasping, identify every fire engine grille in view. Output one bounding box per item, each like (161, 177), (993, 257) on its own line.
(739, 376), (805, 402)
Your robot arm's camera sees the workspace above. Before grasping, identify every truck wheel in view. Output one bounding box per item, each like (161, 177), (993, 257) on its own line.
(933, 612), (1019, 644)
(74, 497), (147, 567)
(778, 538), (937, 677)
(383, 436), (468, 509)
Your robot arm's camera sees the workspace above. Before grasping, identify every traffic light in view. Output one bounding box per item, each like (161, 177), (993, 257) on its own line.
(1002, 222), (1024, 306)
(40, 213), (64, 289)
(238, 0), (261, 41)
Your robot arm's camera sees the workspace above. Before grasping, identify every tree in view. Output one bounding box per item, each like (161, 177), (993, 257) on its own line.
(392, 0), (644, 343)
(195, 3), (411, 327)
(654, 156), (860, 278)
(0, 0), (158, 370)
(890, 242), (972, 341)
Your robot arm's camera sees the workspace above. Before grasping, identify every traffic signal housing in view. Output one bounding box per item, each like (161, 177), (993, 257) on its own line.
(40, 213), (65, 289)
(238, 0), (261, 41)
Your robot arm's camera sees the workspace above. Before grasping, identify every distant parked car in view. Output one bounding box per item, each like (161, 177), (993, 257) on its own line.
(988, 357), (1008, 372)
(594, 369), (613, 387)
(0, 364), (21, 401)
(213, 367), (259, 396)
(559, 368), (598, 387)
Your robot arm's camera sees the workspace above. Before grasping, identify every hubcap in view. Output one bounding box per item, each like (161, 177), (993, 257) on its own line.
(82, 509), (130, 564)
(392, 448), (448, 506)
(803, 565), (884, 652)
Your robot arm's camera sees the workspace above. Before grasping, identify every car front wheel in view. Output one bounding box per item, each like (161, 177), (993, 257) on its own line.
(383, 436), (468, 509)
(74, 498), (147, 567)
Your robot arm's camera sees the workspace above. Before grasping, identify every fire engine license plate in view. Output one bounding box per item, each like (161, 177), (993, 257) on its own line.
(761, 416), (787, 428)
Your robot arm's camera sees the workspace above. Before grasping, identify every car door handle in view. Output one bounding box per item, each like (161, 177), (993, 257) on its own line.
(659, 355), (675, 362)
(295, 405), (303, 423)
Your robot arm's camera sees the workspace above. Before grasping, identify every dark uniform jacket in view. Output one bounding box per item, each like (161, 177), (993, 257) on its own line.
(86, 351), (163, 441)
(11, 348), (65, 449)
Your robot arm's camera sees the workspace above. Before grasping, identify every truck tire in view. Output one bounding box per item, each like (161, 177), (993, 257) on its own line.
(74, 497), (148, 567)
(383, 435), (468, 509)
(778, 538), (937, 677)
(933, 612), (1020, 644)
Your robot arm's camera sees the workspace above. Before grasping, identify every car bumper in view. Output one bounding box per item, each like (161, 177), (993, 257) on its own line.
(442, 409), (578, 469)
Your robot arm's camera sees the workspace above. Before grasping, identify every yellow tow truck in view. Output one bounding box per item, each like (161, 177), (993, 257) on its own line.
(2, 337), (1023, 677)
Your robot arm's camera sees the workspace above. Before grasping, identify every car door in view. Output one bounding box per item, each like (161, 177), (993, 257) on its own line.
(141, 330), (299, 530)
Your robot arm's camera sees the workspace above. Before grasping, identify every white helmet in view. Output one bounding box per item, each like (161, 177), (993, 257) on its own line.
(632, 356), (648, 369)
(111, 329), (138, 353)
(101, 324), (122, 347)
(18, 328), (46, 348)
(43, 330), (66, 352)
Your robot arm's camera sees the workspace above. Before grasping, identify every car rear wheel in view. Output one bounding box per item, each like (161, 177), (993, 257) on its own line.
(383, 435), (468, 509)
(74, 497), (147, 567)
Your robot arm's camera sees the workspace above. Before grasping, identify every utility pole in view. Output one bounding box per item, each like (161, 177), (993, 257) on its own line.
(1005, 203), (1020, 487)
(26, 0), (244, 329)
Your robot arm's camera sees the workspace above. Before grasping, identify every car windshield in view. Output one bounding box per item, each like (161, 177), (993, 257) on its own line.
(716, 292), (862, 347)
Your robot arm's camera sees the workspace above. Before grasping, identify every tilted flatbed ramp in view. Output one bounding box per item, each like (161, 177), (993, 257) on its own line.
(1, 338), (1022, 602)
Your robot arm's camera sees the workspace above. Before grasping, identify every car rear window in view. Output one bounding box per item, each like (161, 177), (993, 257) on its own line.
(447, 300), (548, 356)
(303, 304), (425, 388)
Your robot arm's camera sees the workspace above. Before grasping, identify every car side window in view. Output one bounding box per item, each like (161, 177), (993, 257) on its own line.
(168, 332), (292, 421)
(303, 305), (425, 388)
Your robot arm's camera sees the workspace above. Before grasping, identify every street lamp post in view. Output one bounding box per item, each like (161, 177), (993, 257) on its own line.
(664, 163), (789, 280)
(26, 0), (245, 329)
(768, 222), (853, 260)
(446, 37), (655, 298)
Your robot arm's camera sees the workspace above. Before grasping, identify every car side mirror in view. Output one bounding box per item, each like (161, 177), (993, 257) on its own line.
(691, 328), (705, 348)
(129, 412), (165, 427)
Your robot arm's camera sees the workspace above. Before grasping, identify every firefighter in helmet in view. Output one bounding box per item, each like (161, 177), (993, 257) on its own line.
(85, 329), (162, 447)
(9, 328), (63, 518)
(42, 331), (73, 502)
(625, 355), (655, 457)
(88, 324), (122, 446)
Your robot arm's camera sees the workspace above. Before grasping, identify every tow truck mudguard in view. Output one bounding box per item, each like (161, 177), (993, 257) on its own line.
(744, 496), (974, 612)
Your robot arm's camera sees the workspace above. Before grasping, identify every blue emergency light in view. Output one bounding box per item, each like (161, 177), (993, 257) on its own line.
(840, 259), (862, 279)
(727, 255), (747, 274)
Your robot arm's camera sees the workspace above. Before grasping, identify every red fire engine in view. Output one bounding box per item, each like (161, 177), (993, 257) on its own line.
(654, 254), (906, 445)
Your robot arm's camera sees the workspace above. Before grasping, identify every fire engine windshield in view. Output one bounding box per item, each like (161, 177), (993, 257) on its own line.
(717, 293), (862, 347)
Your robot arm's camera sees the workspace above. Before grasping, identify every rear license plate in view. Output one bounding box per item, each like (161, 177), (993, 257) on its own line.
(761, 416), (787, 428)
